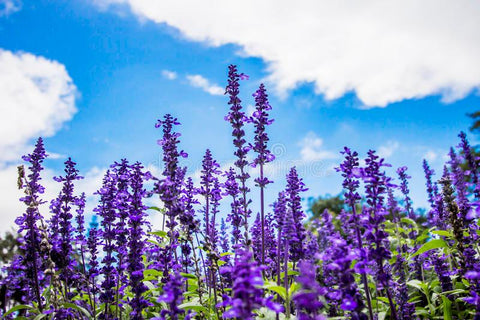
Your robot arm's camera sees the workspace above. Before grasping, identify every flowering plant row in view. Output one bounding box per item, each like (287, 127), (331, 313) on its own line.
(2, 65), (480, 320)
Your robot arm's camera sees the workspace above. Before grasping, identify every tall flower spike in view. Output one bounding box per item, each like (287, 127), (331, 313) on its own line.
(225, 64), (252, 244)
(336, 147), (374, 320)
(250, 84), (275, 169)
(396, 166), (414, 219)
(14, 138), (47, 309)
(179, 177), (199, 273)
(251, 213), (262, 263)
(127, 162), (150, 319)
(448, 148), (471, 221)
(155, 114), (187, 275)
(110, 159), (131, 295)
(75, 193), (86, 247)
(223, 167), (243, 246)
(392, 254), (416, 320)
(363, 150), (397, 319)
(50, 157), (83, 294)
(94, 170), (118, 318)
(458, 131), (480, 198)
(250, 83), (275, 267)
(422, 160), (438, 208)
(423, 160), (440, 227)
(273, 192), (289, 294)
(198, 149), (222, 238)
(285, 167), (308, 263)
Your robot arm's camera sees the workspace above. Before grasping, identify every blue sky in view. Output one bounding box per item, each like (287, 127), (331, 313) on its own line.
(1, 0), (479, 232)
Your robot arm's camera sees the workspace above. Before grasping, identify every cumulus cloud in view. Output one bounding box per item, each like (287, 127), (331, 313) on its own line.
(185, 74), (224, 96)
(299, 132), (338, 162)
(95, 0), (480, 107)
(0, 0), (21, 16)
(0, 49), (77, 162)
(0, 49), (78, 233)
(161, 69), (177, 80)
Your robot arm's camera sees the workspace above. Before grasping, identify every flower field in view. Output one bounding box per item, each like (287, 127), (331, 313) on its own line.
(2, 65), (480, 319)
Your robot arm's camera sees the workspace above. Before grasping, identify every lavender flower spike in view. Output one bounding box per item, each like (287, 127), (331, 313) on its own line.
(127, 162), (150, 319)
(225, 64), (252, 244)
(250, 83), (275, 268)
(14, 137), (48, 310)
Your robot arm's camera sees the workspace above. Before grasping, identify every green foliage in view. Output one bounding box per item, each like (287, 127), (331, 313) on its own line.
(308, 194), (344, 218)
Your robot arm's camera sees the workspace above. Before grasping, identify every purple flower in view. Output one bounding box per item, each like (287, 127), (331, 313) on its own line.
(396, 166), (414, 219)
(225, 65), (252, 243)
(11, 138), (48, 309)
(249, 83), (275, 267)
(219, 249), (282, 319)
(158, 270), (185, 320)
(50, 157), (83, 291)
(458, 131), (480, 198)
(154, 114), (188, 275)
(293, 260), (325, 319)
(322, 238), (367, 319)
(127, 162), (150, 319)
(448, 148), (471, 221)
(285, 167), (308, 263)
(250, 83), (275, 170)
(94, 170), (118, 316)
(179, 177), (199, 272)
(198, 149), (222, 238)
(223, 167), (244, 246)
(392, 254), (416, 320)
(362, 150), (397, 318)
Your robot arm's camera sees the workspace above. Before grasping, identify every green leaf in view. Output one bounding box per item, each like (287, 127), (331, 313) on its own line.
(180, 272), (198, 280)
(441, 296), (452, 320)
(149, 206), (164, 212)
(3, 304), (33, 317)
(415, 234), (429, 243)
(144, 280), (156, 290)
(263, 282), (287, 300)
(401, 217), (417, 227)
(149, 230), (168, 238)
(61, 302), (92, 318)
(178, 301), (209, 313)
(220, 252), (234, 257)
(376, 296), (390, 305)
(407, 280), (423, 291)
(289, 282), (301, 295)
(33, 314), (48, 320)
(144, 269), (162, 277)
(431, 230), (453, 238)
(410, 239), (447, 258)
(287, 270), (299, 276)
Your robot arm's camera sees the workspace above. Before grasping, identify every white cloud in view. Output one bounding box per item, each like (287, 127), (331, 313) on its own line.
(185, 74), (224, 96)
(299, 131), (338, 162)
(377, 141), (399, 159)
(0, 49), (79, 234)
(95, 0), (480, 107)
(161, 69), (177, 80)
(0, 49), (77, 162)
(0, 0), (21, 16)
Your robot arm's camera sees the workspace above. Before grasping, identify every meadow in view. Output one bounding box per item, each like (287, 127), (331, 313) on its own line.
(1, 65), (480, 320)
